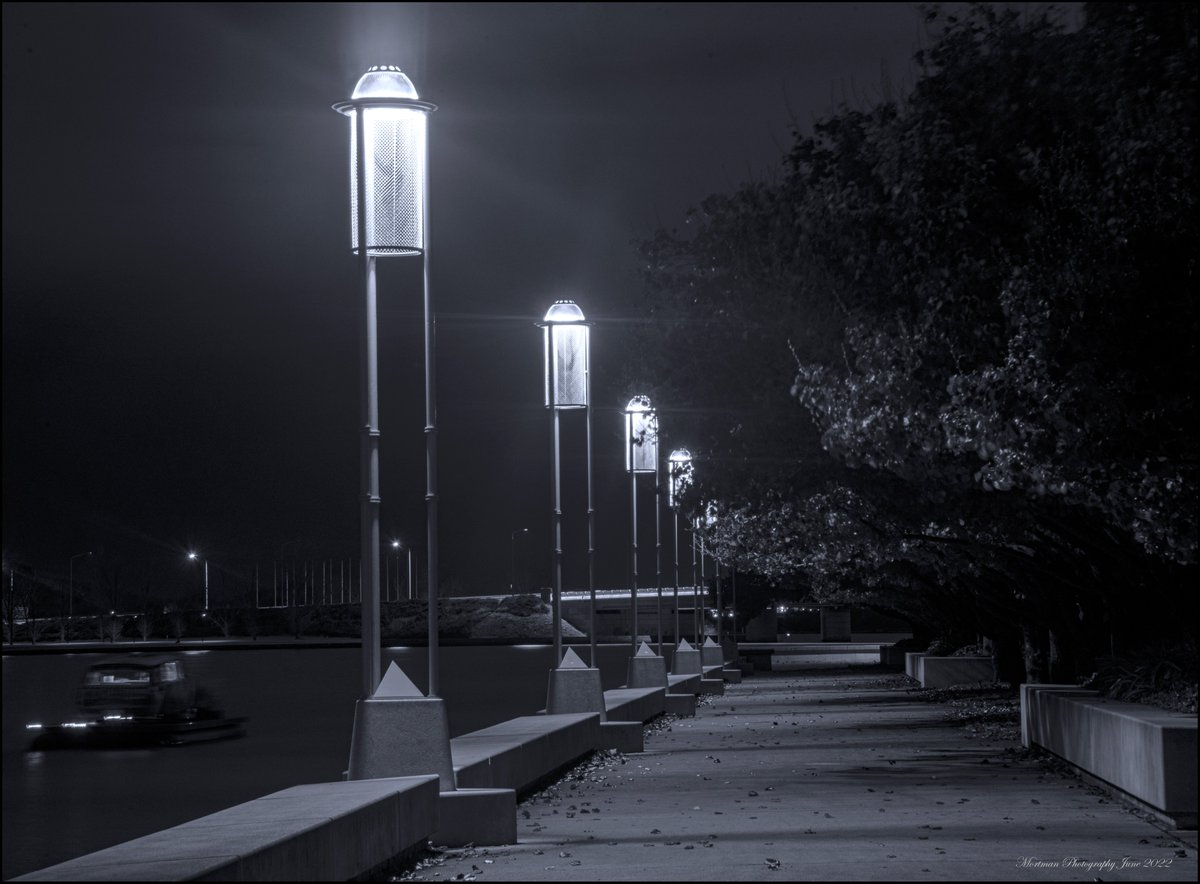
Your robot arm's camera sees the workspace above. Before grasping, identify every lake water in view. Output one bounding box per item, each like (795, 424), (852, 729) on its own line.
(1, 642), (639, 879)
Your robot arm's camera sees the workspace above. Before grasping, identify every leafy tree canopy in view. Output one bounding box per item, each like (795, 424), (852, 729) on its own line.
(629, 2), (1198, 653)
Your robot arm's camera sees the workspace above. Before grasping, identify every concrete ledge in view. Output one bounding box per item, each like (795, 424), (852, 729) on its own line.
(667, 673), (701, 695)
(664, 692), (696, 717)
(671, 647), (703, 676)
(433, 789), (516, 847)
(451, 713), (600, 795)
(905, 652), (925, 679)
(702, 664), (724, 680)
(598, 720), (644, 753)
(722, 667), (743, 684)
(1021, 686), (1198, 827)
(605, 687), (665, 723)
(14, 776), (440, 881)
(880, 645), (907, 668)
(918, 655), (995, 688)
(1020, 684), (1100, 748)
(698, 678), (725, 696)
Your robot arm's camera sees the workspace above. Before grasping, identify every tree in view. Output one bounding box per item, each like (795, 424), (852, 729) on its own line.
(633, 2), (1198, 675)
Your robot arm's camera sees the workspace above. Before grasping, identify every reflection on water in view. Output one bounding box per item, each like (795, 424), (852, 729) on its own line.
(2, 643), (636, 879)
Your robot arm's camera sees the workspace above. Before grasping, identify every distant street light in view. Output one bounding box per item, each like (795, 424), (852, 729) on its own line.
(391, 539), (413, 602)
(667, 449), (692, 647)
(538, 299), (593, 666)
(69, 551), (92, 622)
(187, 551), (208, 611)
(509, 528), (528, 593)
(624, 395), (658, 650)
(335, 66), (437, 699)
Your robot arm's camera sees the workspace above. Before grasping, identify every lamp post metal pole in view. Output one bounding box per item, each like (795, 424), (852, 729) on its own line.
(551, 407), (563, 665)
(672, 508), (680, 649)
(715, 559), (723, 649)
(353, 105), (382, 701)
(629, 430), (639, 650)
(586, 386), (596, 668)
(422, 155), (440, 699)
(732, 566), (738, 644)
(654, 457), (663, 656)
(691, 528), (698, 642)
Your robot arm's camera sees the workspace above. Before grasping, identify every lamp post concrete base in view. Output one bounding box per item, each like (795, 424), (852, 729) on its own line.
(627, 641), (668, 689)
(347, 662), (456, 792)
(547, 648), (606, 720)
(672, 638), (702, 676)
(701, 637), (724, 667)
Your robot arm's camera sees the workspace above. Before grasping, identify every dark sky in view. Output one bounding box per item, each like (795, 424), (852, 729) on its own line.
(3, 2), (946, 597)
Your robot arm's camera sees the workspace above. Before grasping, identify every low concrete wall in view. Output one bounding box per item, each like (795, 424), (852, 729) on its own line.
(668, 673), (701, 694)
(14, 776), (440, 881)
(605, 687), (666, 723)
(1021, 686), (1198, 826)
(918, 656), (995, 688)
(905, 652), (925, 679)
(451, 713), (600, 795)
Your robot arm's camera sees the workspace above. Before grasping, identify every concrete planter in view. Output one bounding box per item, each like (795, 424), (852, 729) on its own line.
(904, 652), (925, 679)
(1020, 685), (1197, 828)
(917, 655), (995, 688)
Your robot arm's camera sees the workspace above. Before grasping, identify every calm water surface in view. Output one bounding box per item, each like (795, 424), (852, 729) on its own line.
(1, 643), (637, 879)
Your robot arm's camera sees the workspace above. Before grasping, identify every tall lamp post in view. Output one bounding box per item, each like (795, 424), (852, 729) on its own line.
(667, 450), (692, 647)
(69, 551), (92, 621)
(187, 551), (208, 611)
(538, 300), (592, 666)
(624, 395), (657, 650)
(334, 67), (437, 700)
(392, 540), (413, 602)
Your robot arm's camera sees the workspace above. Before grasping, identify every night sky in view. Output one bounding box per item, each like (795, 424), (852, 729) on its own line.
(3, 2), (949, 597)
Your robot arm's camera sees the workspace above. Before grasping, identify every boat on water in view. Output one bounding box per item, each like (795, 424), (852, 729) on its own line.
(26, 654), (246, 749)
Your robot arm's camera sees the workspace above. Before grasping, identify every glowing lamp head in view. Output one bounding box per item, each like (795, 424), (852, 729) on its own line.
(538, 300), (590, 409)
(667, 448), (693, 509)
(333, 66), (437, 258)
(624, 395), (658, 473)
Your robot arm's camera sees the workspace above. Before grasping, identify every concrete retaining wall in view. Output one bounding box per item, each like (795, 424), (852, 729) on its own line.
(13, 776), (440, 882)
(905, 652), (924, 679)
(1021, 685), (1197, 826)
(451, 713), (600, 794)
(605, 687), (666, 723)
(918, 656), (995, 688)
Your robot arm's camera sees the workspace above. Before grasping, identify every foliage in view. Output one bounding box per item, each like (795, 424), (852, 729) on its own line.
(632, 2), (1198, 666)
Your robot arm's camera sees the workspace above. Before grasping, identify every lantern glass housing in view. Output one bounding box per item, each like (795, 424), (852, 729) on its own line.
(667, 448), (693, 509)
(539, 300), (589, 409)
(624, 395), (658, 473)
(334, 66), (435, 257)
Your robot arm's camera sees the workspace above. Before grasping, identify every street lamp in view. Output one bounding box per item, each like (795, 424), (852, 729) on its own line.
(69, 551), (92, 622)
(704, 501), (723, 649)
(335, 66), (438, 700)
(509, 528), (528, 593)
(667, 449), (692, 647)
(624, 395), (657, 650)
(538, 299), (593, 667)
(391, 540), (413, 602)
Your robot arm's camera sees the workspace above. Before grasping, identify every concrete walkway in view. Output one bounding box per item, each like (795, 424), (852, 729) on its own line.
(408, 669), (1197, 881)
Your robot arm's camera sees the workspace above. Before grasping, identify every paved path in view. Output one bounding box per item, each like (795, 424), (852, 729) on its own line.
(408, 669), (1197, 882)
